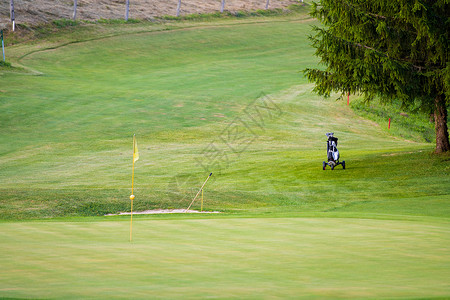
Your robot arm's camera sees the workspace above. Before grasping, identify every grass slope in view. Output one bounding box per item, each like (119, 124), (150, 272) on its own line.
(0, 14), (449, 299)
(1, 16), (448, 220)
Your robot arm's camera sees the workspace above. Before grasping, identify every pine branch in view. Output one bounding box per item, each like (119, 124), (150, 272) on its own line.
(316, 27), (431, 72)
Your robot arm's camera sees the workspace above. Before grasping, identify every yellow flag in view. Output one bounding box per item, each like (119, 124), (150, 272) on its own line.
(133, 134), (139, 163)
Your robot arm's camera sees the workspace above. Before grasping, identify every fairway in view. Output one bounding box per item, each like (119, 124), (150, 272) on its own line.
(0, 10), (449, 299)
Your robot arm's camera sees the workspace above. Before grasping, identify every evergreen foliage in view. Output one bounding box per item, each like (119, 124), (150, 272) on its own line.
(305, 0), (449, 152)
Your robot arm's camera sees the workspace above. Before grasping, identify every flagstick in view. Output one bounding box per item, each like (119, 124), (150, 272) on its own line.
(130, 158), (134, 242)
(130, 134), (137, 242)
(185, 173), (212, 212)
(201, 189), (203, 212)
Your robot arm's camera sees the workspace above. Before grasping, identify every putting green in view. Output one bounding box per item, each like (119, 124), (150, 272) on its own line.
(0, 217), (449, 299)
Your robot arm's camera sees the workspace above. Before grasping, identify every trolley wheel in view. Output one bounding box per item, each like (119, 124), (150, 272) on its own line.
(331, 165), (334, 170)
(323, 161), (326, 170)
(342, 161), (346, 170)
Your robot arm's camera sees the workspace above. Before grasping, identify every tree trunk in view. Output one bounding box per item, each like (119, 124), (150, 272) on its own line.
(434, 94), (450, 153)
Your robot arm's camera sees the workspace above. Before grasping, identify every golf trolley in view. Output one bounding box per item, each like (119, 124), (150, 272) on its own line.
(323, 132), (345, 170)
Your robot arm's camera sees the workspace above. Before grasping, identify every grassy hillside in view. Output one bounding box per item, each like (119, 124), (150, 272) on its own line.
(0, 13), (449, 300)
(0, 13), (449, 220)
(350, 96), (436, 144)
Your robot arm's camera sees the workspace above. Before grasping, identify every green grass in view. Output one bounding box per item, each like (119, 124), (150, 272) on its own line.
(1, 17), (447, 220)
(0, 61), (12, 68)
(51, 18), (80, 28)
(0, 12), (449, 299)
(1, 217), (449, 299)
(350, 96), (436, 143)
(1, 17), (327, 219)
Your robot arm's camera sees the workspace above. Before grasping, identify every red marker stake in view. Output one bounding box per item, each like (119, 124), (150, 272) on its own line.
(347, 93), (350, 105)
(388, 118), (391, 129)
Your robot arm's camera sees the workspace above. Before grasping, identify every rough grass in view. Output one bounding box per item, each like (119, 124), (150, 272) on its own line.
(0, 14), (449, 299)
(0, 15), (448, 220)
(350, 96), (436, 143)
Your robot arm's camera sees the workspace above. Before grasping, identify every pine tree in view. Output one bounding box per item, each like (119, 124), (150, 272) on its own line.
(305, 0), (449, 153)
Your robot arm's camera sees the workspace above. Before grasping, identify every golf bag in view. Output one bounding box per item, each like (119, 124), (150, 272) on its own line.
(323, 133), (345, 170)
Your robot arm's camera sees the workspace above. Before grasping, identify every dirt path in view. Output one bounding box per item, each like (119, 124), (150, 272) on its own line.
(1, 0), (299, 28)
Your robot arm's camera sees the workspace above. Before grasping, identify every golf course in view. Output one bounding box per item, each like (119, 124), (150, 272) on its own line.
(0, 5), (449, 299)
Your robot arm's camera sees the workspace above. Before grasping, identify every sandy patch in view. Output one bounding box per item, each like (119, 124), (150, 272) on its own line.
(105, 209), (221, 216)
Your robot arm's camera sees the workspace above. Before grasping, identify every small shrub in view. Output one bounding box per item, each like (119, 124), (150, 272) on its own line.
(287, 3), (308, 13)
(97, 18), (141, 24)
(125, 18), (141, 24)
(0, 60), (12, 68)
(183, 13), (203, 20)
(160, 15), (181, 21)
(256, 9), (280, 16)
(235, 11), (248, 18)
(52, 19), (78, 28)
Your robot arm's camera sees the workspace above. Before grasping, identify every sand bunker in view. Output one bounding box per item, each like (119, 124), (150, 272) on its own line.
(106, 209), (221, 216)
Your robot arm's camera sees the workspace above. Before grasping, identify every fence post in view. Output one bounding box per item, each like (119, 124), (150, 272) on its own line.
(1, 30), (5, 62)
(10, 0), (15, 32)
(73, 0), (77, 20)
(125, 0), (130, 21)
(176, 0), (181, 17)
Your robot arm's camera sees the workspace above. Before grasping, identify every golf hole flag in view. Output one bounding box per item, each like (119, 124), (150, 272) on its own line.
(133, 134), (139, 163)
